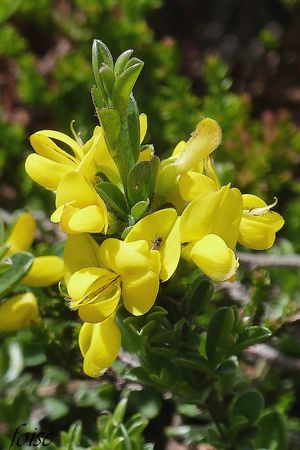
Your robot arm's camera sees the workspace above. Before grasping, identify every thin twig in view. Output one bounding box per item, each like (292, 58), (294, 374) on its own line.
(238, 252), (300, 268)
(244, 343), (300, 373)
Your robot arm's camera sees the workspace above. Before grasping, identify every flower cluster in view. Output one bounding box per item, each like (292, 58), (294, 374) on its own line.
(24, 41), (284, 378)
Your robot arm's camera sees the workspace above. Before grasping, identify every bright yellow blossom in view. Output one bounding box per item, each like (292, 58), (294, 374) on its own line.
(50, 171), (108, 234)
(25, 127), (101, 190)
(125, 208), (181, 281)
(64, 234), (160, 322)
(0, 293), (39, 332)
(180, 185), (242, 281)
(238, 194), (284, 250)
(79, 315), (121, 378)
(5, 213), (64, 287)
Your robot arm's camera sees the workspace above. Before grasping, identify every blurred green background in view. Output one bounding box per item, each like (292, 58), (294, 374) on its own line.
(1, 0), (300, 448)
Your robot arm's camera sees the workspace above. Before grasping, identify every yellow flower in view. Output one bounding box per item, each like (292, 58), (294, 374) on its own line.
(5, 213), (64, 287)
(50, 171), (108, 234)
(26, 114), (148, 191)
(155, 118), (221, 203)
(180, 185), (242, 281)
(238, 194), (284, 250)
(0, 293), (39, 332)
(25, 127), (102, 191)
(125, 209), (181, 281)
(79, 315), (121, 378)
(64, 234), (160, 322)
(176, 118), (222, 174)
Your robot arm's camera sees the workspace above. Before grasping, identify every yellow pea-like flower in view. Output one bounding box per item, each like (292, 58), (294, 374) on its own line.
(51, 171), (108, 234)
(176, 118), (222, 174)
(180, 185), (242, 282)
(0, 293), (39, 333)
(79, 316), (121, 378)
(5, 212), (36, 255)
(22, 256), (64, 287)
(64, 234), (160, 321)
(25, 127), (100, 191)
(238, 194), (284, 250)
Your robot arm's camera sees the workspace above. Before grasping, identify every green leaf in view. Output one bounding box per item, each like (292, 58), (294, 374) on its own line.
(98, 107), (121, 158)
(113, 398), (128, 426)
(231, 390), (265, 424)
(256, 410), (288, 450)
(0, 252), (33, 299)
(230, 326), (272, 354)
(127, 157), (160, 206)
(114, 49), (134, 76)
(96, 181), (129, 220)
(99, 63), (116, 97)
(173, 355), (215, 377)
(112, 61), (144, 113)
(205, 306), (235, 367)
(187, 279), (214, 316)
(131, 199), (149, 220)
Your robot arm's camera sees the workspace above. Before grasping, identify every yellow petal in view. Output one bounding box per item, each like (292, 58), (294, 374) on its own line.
(122, 270), (159, 315)
(36, 129), (84, 160)
(155, 161), (179, 199)
(99, 239), (151, 279)
(242, 194), (267, 210)
(64, 234), (101, 283)
(79, 317), (121, 378)
(55, 171), (99, 208)
(61, 204), (107, 234)
(77, 126), (102, 181)
(177, 118), (222, 173)
(159, 217), (181, 281)
(191, 234), (239, 282)
(25, 154), (73, 190)
(139, 113), (147, 143)
(0, 293), (39, 332)
(139, 147), (154, 161)
(180, 185), (243, 249)
(30, 133), (77, 165)
(22, 256), (64, 287)
(67, 267), (116, 302)
(5, 213), (36, 255)
(78, 285), (121, 323)
(125, 208), (177, 248)
(178, 171), (217, 201)
(238, 213), (284, 250)
(172, 140), (186, 157)
(125, 209), (180, 281)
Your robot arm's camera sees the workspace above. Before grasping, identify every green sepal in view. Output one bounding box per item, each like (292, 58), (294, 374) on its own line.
(127, 156), (160, 206)
(206, 306), (235, 367)
(0, 252), (34, 300)
(131, 199), (150, 220)
(112, 60), (144, 114)
(92, 39), (113, 74)
(98, 107), (121, 158)
(95, 181), (129, 220)
(114, 49), (134, 76)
